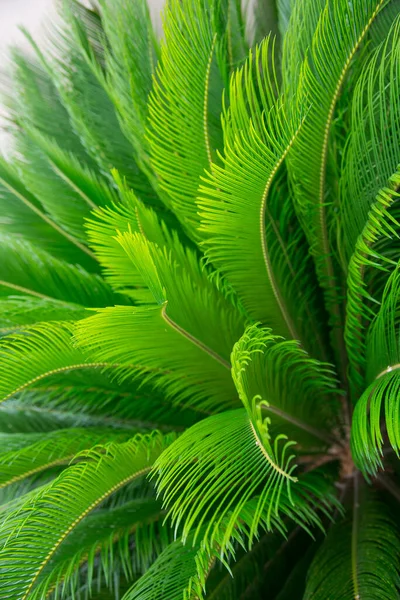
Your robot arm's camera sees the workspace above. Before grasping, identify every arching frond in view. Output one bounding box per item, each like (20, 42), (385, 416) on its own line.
(351, 268), (400, 474)
(0, 432), (174, 600)
(30, 1), (156, 205)
(287, 0), (386, 357)
(0, 234), (116, 306)
(304, 487), (400, 600)
(0, 322), (87, 404)
(231, 324), (340, 446)
(146, 0), (229, 238)
(80, 0), (159, 174)
(345, 170), (400, 396)
(340, 15), (400, 262)
(342, 17), (400, 395)
(198, 39), (327, 358)
(0, 428), (130, 489)
(32, 498), (169, 600)
(154, 408), (298, 550)
(124, 477), (336, 600)
(0, 156), (96, 269)
(120, 534), (217, 600)
(0, 370), (201, 434)
(74, 303), (237, 413)
(0, 296), (86, 334)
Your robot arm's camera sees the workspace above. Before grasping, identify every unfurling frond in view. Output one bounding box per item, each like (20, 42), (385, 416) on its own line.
(231, 324), (340, 445)
(154, 409), (297, 550)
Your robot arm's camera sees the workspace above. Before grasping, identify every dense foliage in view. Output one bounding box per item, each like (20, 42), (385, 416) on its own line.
(0, 0), (400, 597)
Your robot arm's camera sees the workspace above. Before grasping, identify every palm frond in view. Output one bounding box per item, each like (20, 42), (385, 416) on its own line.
(304, 486), (400, 599)
(0, 431), (174, 600)
(32, 498), (169, 600)
(0, 322), (89, 404)
(74, 303), (237, 413)
(0, 234), (116, 306)
(146, 0), (230, 238)
(154, 408), (298, 550)
(199, 38), (327, 358)
(231, 324), (340, 446)
(0, 371), (201, 434)
(0, 296), (86, 334)
(0, 428), (130, 490)
(340, 15), (400, 262)
(78, 0), (159, 174)
(351, 267), (400, 474)
(29, 1), (157, 205)
(0, 156), (96, 268)
(287, 0), (386, 358)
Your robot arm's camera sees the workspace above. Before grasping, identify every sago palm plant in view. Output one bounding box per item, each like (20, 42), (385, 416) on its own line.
(0, 0), (400, 597)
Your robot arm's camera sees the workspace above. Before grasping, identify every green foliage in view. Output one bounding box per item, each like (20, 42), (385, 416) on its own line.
(1, 0), (400, 598)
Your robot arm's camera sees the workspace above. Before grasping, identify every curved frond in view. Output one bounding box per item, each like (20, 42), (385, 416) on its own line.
(0, 296), (86, 334)
(231, 324), (340, 446)
(0, 428), (129, 489)
(32, 498), (169, 600)
(351, 268), (400, 474)
(199, 39), (326, 358)
(154, 408), (297, 549)
(0, 234), (116, 306)
(0, 322), (89, 404)
(74, 303), (237, 413)
(340, 16), (400, 262)
(31, 1), (156, 205)
(288, 0), (386, 353)
(0, 432), (174, 600)
(304, 486), (400, 600)
(345, 170), (400, 396)
(147, 0), (229, 238)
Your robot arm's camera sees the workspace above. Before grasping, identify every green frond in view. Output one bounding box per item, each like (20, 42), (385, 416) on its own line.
(115, 230), (245, 356)
(231, 324), (340, 446)
(340, 15), (400, 263)
(32, 498), (169, 600)
(351, 267), (400, 474)
(0, 296), (87, 334)
(154, 408), (298, 551)
(0, 371), (201, 434)
(0, 322), (88, 404)
(198, 39), (326, 358)
(0, 234), (116, 306)
(86, 202), (156, 302)
(281, 0), (325, 97)
(345, 170), (400, 397)
(125, 470), (337, 600)
(0, 428), (130, 489)
(206, 526), (314, 600)
(287, 0), (386, 348)
(74, 303), (237, 413)
(0, 431), (174, 600)
(304, 486), (400, 599)
(146, 0), (229, 238)
(30, 1), (157, 205)
(0, 156), (96, 269)
(24, 127), (119, 208)
(84, 0), (159, 172)
(2, 46), (94, 165)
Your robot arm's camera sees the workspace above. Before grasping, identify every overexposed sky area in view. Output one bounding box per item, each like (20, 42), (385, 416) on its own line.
(0, 0), (164, 151)
(0, 0), (54, 51)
